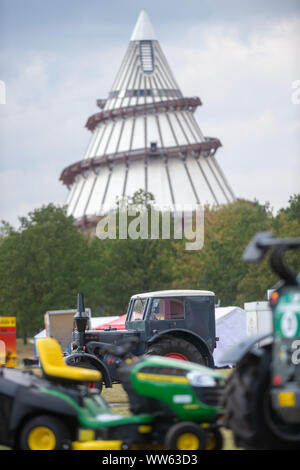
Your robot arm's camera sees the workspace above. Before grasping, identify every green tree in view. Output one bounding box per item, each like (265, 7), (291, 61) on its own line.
(278, 194), (300, 222)
(236, 197), (300, 305)
(172, 199), (273, 306)
(0, 205), (89, 342)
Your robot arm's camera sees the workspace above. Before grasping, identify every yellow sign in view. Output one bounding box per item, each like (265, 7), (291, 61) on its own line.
(0, 316), (17, 367)
(278, 391), (295, 407)
(0, 316), (16, 327)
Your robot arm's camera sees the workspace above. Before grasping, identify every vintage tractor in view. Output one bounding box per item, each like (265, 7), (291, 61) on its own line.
(223, 232), (300, 450)
(67, 290), (217, 389)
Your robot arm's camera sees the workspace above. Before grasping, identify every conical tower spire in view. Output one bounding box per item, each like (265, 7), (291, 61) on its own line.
(131, 10), (156, 41)
(61, 11), (235, 226)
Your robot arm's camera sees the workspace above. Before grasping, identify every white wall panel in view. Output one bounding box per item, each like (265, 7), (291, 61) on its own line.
(186, 155), (216, 206)
(83, 130), (98, 160)
(131, 116), (145, 149)
(146, 114), (161, 148)
(88, 126), (104, 158)
(85, 166), (110, 215)
(167, 158), (197, 205)
(157, 114), (176, 147)
(200, 157), (228, 204)
(187, 113), (204, 141)
(118, 118), (133, 152)
(103, 162), (127, 209)
(147, 157), (173, 207)
(179, 112), (198, 144)
(105, 120), (122, 155)
(167, 113), (187, 146)
(97, 122), (113, 156)
(67, 177), (85, 216)
(73, 172), (95, 218)
(125, 159), (145, 197)
(64, 184), (76, 206)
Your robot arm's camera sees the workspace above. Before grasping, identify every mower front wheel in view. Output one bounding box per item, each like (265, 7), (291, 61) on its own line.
(19, 415), (72, 450)
(165, 422), (206, 450)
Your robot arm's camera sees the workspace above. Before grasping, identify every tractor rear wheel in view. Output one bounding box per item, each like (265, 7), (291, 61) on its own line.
(147, 337), (205, 365)
(223, 348), (300, 450)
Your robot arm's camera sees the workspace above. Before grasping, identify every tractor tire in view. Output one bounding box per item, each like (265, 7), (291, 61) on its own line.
(19, 415), (72, 450)
(223, 348), (300, 450)
(165, 421), (206, 450)
(147, 337), (205, 365)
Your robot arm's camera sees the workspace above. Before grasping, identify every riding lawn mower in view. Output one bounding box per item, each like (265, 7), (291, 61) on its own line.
(0, 331), (224, 450)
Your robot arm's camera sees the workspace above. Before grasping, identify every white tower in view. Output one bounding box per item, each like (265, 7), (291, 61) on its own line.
(61, 11), (235, 227)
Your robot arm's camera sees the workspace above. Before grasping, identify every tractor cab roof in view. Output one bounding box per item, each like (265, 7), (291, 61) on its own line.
(131, 290), (214, 299)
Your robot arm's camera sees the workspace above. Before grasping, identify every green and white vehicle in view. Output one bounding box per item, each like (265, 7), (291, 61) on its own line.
(223, 232), (300, 450)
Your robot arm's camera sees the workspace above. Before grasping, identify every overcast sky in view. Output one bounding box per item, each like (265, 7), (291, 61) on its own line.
(0, 0), (299, 226)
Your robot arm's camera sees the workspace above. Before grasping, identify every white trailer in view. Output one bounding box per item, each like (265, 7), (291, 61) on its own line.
(44, 308), (92, 351)
(245, 301), (273, 341)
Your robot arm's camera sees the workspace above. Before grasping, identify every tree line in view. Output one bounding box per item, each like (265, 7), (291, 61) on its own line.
(0, 193), (299, 341)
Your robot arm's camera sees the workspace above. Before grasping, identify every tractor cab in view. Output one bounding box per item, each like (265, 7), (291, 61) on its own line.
(125, 290), (216, 349)
(78, 290), (217, 382)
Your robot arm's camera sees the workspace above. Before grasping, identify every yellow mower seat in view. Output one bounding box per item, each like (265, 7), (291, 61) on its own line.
(36, 338), (101, 383)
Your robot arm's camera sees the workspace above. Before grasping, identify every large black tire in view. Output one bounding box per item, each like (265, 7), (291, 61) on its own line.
(147, 336), (205, 365)
(223, 349), (300, 450)
(165, 421), (206, 450)
(19, 415), (71, 450)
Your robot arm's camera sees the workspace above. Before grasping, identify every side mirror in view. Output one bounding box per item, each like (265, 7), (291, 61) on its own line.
(242, 232), (275, 262)
(243, 232), (300, 285)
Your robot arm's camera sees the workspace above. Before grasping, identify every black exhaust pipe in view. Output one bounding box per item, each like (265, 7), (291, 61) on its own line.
(74, 293), (89, 351)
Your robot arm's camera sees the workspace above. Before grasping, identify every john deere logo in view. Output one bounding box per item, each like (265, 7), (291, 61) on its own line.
(281, 311), (298, 338)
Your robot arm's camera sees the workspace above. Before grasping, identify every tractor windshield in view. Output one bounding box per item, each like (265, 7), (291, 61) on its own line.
(130, 298), (147, 321)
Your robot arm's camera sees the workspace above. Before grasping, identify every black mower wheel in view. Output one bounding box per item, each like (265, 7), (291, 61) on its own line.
(223, 348), (300, 450)
(19, 415), (71, 450)
(147, 337), (206, 365)
(165, 422), (206, 450)
(205, 428), (223, 450)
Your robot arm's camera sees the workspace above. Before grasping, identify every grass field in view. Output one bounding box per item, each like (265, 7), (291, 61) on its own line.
(0, 339), (240, 450)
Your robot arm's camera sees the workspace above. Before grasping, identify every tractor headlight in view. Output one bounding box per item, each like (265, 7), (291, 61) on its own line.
(187, 371), (217, 387)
